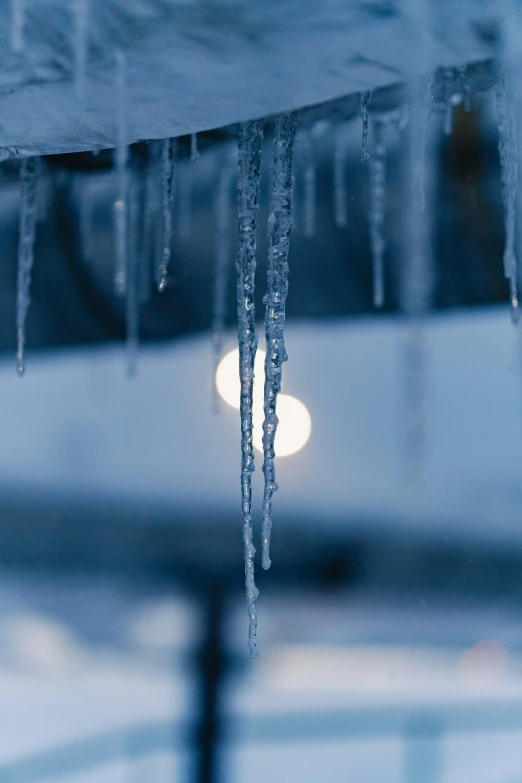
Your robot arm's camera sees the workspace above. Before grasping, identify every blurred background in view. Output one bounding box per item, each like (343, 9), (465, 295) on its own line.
(1, 2), (522, 783)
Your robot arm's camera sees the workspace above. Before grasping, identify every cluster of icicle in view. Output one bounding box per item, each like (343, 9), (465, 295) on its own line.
(8, 0), (522, 655)
(235, 115), (298, 658)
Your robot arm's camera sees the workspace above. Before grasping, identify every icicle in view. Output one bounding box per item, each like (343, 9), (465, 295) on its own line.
(333, 122), (349, 229)
(399, 76), (434, 483)
(73, 0), (89, 102)
(113, 49), (128, 297)
(212, 150), (236, 402)
(16, 157), (38, 376)
(359, 91), (371, 163)
(496, 76), (519, 322)
(442, 69), (454, 137)
(401, 78), (434, 313)
(178, 161), (192, 240)
(190, 132), (200, 163)
(458, 68), (472, 112)
(261, 111), (298, 571)
(141, 141), (161, 302)
(10, 0), (25, 54)
(126, 176), (139, 376)
(157, 138), (175, 292)
(236, 119), (265, 659)
(369, 118), (386, 308)
(399, 0), (435, 483)
(301, 130), (315, 238)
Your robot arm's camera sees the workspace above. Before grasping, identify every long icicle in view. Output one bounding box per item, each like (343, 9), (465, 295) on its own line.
(157, 138), (175, 292)
(236, 120), (265, 658)
(333, 122), (349, 229)
(359, 91), (371, 163)
(496, 75), (519, 322)
(212, 150), (236, 401)
(113, 49), (128, 297)
(190, 132), (200, 163)
(261, 112), (298, 571)
(400, 76), (433, 485)
(369, 117), (386, 308)
(126, 175), (139, 376)
(16, 157), (38, 376)
(141, 141), (162, 302)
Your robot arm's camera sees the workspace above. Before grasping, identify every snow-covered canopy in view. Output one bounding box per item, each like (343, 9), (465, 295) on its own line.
(0, 0), (493, 156)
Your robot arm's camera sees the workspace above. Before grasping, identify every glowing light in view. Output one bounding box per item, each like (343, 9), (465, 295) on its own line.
(215, 348), (264, 410)
(215, 348), (312, 457)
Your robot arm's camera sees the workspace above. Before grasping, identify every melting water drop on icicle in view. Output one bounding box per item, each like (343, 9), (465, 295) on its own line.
(333, 122), (349, 229)
(301, 130), (316, 238)
(359, 91), (371, 163)
(73, 0), (89, 101)
(10, 0), (25, 54)
(212, 150), (236, 404)
(16, 157), (38, 376)
(157, 138), (175, 292)
(261, 111), (298, 571)
(496, 76), (519, 322)
(369, 118), (386, 308)
(113, 50), (128, 297)
(236, 119), (265, 659)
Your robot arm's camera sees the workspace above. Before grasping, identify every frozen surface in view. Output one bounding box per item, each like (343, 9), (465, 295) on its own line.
(0, 0), (492, 155)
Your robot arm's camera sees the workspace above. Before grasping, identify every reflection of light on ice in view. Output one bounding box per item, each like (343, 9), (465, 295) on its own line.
(216, 349), (312, 457)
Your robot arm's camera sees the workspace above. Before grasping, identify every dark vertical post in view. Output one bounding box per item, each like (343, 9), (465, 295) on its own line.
(192, 584), (226, 783)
